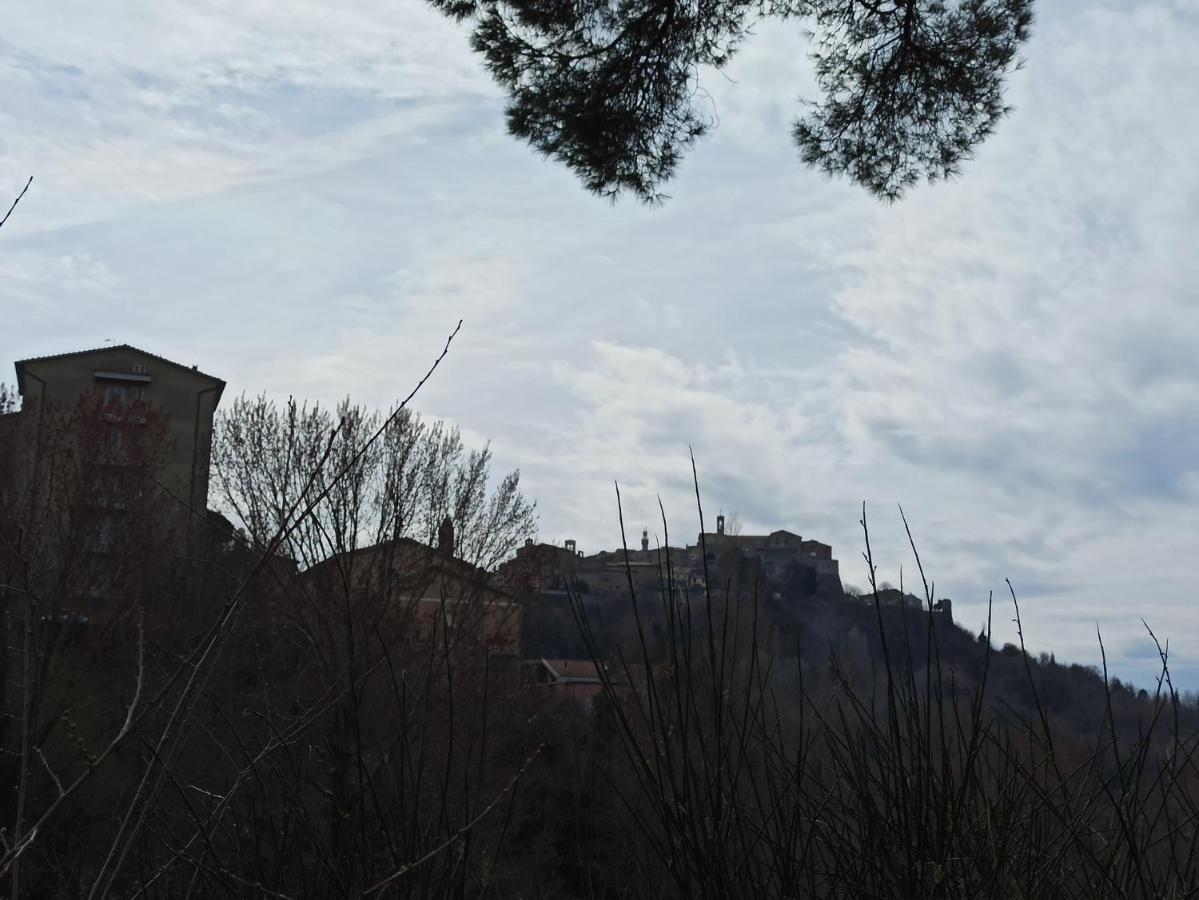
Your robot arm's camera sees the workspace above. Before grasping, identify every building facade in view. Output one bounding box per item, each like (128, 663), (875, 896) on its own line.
(300, 528), (523, 656)
(691, 515), (842, 596)
(12, 344), (225, 514)
(2, 344), (225, 622)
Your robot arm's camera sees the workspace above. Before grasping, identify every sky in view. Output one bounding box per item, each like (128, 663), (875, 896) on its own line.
(2, 0), (1198, 689)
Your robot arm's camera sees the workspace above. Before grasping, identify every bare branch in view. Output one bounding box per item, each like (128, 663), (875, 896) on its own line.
(0, 176), (32, 231)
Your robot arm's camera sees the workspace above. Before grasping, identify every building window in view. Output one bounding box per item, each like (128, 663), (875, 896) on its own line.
(99, 425), (125, 465)
(105, 384), (126, 405)
(96, 516), (115, 553)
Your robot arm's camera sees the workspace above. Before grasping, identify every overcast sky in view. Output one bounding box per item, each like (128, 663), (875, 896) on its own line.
(3, 0), (1197, 688)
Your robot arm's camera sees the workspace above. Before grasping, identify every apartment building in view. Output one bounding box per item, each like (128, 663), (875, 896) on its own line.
(11, 344), (225, 513)
(2, 344), (225, 621)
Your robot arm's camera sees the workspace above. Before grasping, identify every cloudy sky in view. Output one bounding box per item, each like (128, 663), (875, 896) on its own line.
(3, 1), (1197, 688)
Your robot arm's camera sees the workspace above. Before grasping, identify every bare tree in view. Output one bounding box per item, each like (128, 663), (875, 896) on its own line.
(97, 388), (542, 896)
(211, 394), (536, 573)
(0, 383), (19, 414)
(0, 389), (174, 895)
(0, 325), (553, 897)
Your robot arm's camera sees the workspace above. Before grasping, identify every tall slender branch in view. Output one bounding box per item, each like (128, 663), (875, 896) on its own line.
(0, 177), (33, 232)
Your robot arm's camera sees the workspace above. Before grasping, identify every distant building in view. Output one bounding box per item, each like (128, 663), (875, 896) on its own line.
(499, 534), (692, 597)
(864, 588), (953, 622)
(500, 538), (583, 593)
(576, 537), (693, 595)
(691, 514), (842, 596)
(501, 514), (842, 610)
(527, 658), (606, 706)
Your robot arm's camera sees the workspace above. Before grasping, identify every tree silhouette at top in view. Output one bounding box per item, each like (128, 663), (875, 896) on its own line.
(429, 0), (1034, 202)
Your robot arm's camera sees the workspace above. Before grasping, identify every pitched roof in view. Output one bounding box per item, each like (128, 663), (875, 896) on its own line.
(14, 344), (225, 396)
(301, 536), (516, 600)
(539, 658), (603, 683)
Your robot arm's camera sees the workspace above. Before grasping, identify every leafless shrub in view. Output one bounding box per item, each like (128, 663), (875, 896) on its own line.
(570, 467), (1199, 898)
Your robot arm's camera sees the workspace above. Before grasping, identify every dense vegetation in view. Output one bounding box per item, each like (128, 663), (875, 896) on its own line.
(3, 387), (1199, 898)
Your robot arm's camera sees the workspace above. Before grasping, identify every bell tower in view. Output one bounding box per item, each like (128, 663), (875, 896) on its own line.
(438, 516), (455, 556)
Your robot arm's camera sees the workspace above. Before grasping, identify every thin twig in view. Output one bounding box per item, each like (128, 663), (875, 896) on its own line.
(360, 743), (544, 897)
(34, 748), (64, 799)
(0, 176), (32, 231)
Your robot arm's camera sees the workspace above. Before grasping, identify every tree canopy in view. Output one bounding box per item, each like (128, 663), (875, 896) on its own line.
(211, 394), (537, 572)
(429, 0), (1034, 201)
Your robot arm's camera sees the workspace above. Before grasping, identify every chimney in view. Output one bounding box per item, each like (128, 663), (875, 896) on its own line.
(565, 538), (576, 554)
(641, 529), (649, 552)
(438, 516), (455, 557)
(716, 514), (725, 535)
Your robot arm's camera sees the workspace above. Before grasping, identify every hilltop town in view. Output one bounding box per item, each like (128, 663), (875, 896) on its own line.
(500, 516), (842, 599)
(3, 344), (1193, 897)
(0, 343), (958, 670)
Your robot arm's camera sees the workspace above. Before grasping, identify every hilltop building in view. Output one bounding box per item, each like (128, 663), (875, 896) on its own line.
(501, 531), (696, 597)
(868, 587), (953, 622)
(501, 515), (842, 601)
(692, 513), (842, 595)
(503, 538), (584, 593)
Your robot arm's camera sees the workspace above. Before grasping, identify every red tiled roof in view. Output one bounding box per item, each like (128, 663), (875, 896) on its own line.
(539, 658), (603, 683)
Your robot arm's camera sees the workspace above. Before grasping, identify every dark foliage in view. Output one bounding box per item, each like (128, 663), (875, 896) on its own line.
(9, 350), (1199, 896)
(797, 0), (1035, 198)
(561, 498), (1199, 898)
(430, 0), (1034, 200)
